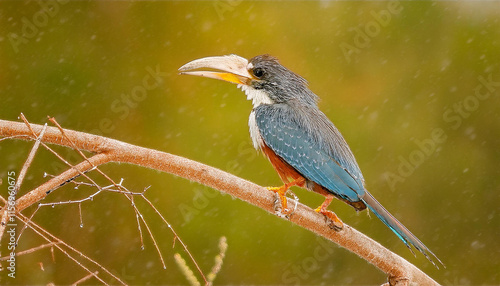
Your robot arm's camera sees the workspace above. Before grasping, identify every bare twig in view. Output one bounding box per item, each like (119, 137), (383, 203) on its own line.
(15, 114), (47, 195)
(141, 194), (207, 284)
(72, 271), (99, 286)
(31, 117), (172, 270)
(16, 212), (124, 285)
(0, 116), (47, 268)
(0, 242), (59, 261)
(0, 118), (440, 285)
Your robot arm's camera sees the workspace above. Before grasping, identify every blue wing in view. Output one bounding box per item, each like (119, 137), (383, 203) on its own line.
(254, 104), (365, 202)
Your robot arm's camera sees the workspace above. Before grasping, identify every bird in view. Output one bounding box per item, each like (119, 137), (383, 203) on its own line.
(179, 54), (442, 266)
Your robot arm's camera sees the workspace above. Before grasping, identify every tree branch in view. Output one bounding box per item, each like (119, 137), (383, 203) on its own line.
(0, 118), (440, 285)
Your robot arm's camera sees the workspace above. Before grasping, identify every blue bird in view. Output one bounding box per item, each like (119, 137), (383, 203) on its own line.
(179, 54), (442, 266)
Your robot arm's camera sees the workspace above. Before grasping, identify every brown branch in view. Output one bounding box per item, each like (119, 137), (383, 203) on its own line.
(16, 115), (207, 284)
(0, 118), (440, 285)
(16, 152), (110, 212)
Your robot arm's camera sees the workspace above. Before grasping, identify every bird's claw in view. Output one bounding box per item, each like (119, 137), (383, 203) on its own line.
(315, 207), (343, 231)
(272, 193), (290, 218)
(267, 186), (298, 218)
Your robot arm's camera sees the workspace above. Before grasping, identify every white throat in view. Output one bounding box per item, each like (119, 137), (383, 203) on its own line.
(238, 84), (273, 108)
(238, 84), (272, 150)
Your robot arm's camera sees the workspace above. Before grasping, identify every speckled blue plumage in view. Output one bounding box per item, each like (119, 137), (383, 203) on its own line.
(254, 102), (365, 202)
(254, 101), (441, 266)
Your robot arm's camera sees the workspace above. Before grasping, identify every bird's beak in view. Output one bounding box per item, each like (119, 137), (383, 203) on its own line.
(178, 54), (254, 85)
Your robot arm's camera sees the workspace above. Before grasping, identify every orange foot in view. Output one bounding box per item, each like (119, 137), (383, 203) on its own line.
(315, 195), (343, 231)
(266, 177), (305, 215)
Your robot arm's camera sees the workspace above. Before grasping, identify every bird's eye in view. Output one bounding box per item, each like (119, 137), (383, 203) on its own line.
(252, 67), (265, 78)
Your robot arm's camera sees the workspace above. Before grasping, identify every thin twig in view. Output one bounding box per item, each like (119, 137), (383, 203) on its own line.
(15, 115), (47, 194)
(142, 195), (208, 284)
(0, 242), (59, 261)
(72, 271), (99, 286)
(0, 116), (47, 266)
(46, 118), (169, 268)
(133, 200), (167, 269)
(17, 212), (124, 285)
(48, 117), (127, 198)
(3, 117), (168, 282)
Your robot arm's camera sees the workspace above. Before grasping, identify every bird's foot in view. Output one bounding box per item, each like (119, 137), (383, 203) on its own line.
(315, 206), (343, 231)
(314, 194), (343, 230)
(266, 178), (305, 217)
(267, 185), (292, 216)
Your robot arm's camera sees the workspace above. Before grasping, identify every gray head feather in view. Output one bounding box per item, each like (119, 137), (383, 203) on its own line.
(248, 55), (319, 106)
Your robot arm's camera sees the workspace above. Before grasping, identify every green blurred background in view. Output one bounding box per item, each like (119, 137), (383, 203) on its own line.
(1, 1), (499, 285)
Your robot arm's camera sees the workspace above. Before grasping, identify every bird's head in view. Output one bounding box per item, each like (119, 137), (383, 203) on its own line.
(179, 54), (318, 107)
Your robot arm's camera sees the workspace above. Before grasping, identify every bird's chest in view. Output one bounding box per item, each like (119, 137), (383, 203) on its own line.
(248, 111), (264, 150)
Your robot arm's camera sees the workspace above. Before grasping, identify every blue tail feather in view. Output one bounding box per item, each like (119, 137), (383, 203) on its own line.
(361, 191), (444, 268)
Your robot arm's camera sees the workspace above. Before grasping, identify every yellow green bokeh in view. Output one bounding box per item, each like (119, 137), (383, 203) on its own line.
(1, 1), (499, 285)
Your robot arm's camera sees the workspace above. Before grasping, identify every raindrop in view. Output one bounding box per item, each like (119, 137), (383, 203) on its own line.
(141, 245), (145, 250)
(51, 204), (55, 208)
(80, 223), (83, 228)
